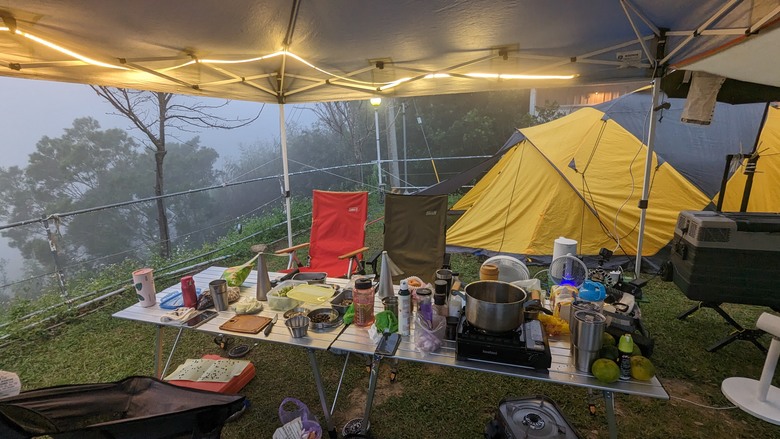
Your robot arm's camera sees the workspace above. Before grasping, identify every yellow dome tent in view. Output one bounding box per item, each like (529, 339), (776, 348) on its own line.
(447, 93), (776, 260)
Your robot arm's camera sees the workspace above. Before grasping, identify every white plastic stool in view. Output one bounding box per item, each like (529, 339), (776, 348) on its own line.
(721, 312), (780, 425)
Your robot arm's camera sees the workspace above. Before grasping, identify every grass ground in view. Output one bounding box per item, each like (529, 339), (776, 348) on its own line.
(2, 211), (780, 438)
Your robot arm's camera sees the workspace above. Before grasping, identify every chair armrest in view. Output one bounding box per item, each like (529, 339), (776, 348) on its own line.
(275, 242), (310, 254)
(338, 246), (369, 260)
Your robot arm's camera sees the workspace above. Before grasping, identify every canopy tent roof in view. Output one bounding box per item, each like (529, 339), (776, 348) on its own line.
(1, 1), (778, 103)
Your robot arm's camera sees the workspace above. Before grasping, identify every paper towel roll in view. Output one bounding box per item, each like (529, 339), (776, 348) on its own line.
(553, 237), (578, 262)
(132, 268), (157, 308)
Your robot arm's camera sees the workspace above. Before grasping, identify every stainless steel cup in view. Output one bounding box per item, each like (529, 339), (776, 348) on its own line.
(569, 301), (601, 352)
(572, 310), (606, 373)
(209, 279), (229, 311)
(382, 296), (399, 320)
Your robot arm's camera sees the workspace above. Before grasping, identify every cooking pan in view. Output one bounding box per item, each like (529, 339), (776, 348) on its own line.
(455, 281), (528, 333)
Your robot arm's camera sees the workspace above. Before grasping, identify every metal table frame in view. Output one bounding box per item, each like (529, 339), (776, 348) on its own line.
(112, 266), (344, 439)
(330, 293), (669, 439)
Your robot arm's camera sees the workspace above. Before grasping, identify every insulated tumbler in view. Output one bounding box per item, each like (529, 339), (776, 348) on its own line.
(572, 310), (606, 373)
(209, 279), (229, 311)
(132, 268), (156, 308)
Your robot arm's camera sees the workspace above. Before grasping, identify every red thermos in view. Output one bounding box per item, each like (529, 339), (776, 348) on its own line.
(181, 276), (198, 308)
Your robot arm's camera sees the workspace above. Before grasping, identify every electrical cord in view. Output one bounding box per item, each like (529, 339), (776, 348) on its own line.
(668, 395), (737, 410)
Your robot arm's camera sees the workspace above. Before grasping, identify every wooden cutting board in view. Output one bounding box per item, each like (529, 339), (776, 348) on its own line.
(219, 315), (272, 334)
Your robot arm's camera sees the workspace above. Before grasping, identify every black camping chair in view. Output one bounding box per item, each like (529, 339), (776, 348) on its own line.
(368, 193), (450, 285)
(0, 376), (245, 439)
(365, 193), (450, 382)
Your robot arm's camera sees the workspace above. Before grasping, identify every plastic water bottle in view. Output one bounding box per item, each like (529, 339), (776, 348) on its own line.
(618, 334), (634, 380)
(353, 278), (375, 327)
(398, 280), (411, 336)
(448, 272), (463, 317)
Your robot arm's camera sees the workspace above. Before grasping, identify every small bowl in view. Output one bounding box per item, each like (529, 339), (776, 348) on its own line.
(285, 315), (310, 338)
(308, 308), (341, 330)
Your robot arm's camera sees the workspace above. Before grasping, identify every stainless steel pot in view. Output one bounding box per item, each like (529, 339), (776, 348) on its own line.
(458, 281), (528, 333)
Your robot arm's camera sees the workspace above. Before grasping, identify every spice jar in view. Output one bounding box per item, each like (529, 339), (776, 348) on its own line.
(480, 264), (499, 280)
(416, 288), (433, 324)
(353, 278), (375, 327)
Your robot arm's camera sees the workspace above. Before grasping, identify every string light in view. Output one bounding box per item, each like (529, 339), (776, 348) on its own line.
(7, 28), (126, 70)
(465, 72), (576, 80)
(1, 24), (576, 90)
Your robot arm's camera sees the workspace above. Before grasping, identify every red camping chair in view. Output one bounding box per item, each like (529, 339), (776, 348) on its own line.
(276, 190), (369, 278)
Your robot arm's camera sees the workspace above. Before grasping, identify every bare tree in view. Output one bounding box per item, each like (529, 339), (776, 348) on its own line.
(91, 87), (261, 257)
(312, 101), (373, 180)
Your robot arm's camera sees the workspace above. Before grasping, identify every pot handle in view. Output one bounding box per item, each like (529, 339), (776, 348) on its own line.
(452, 290), (466, 301)
(524, 299), (552, 315)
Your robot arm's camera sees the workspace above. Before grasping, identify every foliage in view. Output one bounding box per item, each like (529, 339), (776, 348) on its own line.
(0, 119), (222, 291)
(90, 87), (261, 258)
(0, 118), (139, 266)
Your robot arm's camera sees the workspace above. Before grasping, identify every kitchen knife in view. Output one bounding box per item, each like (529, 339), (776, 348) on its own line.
(264, 313), (278, 336)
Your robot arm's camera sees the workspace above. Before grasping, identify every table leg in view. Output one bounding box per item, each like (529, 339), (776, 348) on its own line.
(154, 325), (164, 378)
(603, 390), (617, 439)
(306, 349), (337, 439)
(161, 326), (186, 378)
(332, 352), (351, 416)
(360, 353), (382, 435)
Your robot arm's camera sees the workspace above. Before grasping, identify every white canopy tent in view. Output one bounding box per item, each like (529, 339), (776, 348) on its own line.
(1, 0), (778, 274)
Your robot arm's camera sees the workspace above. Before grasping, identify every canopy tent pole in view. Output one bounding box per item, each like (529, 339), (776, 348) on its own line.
(634, 79), (661, 278)
(280, 105), (294, 266)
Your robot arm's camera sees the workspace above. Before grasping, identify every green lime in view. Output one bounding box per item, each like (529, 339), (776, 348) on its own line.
(592, 359), (620, 383)
(630, 355), (655, 381)
(602, 332), (616, 347)
(600, 345), (619, 361)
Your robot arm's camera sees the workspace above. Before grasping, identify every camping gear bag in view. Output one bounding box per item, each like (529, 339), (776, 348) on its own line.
(0, 376), (245, 439)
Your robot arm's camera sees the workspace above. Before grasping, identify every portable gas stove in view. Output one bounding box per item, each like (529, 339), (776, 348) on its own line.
(456, 315), (552, 370)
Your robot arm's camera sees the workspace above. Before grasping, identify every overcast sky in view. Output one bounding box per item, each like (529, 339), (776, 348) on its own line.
(0, 76), (316, 283)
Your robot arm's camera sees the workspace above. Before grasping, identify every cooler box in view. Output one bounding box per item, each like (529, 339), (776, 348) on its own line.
(168, 354), (255, 394)
(671, 210), (780, 307)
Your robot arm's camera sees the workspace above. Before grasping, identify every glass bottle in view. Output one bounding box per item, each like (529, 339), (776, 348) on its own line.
(416, 287), (433, 324)
(398, 280), (412, 336)
(353, 278), (375, 327)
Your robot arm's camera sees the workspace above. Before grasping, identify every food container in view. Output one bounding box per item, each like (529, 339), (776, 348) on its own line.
(286, 284), (336, 305)
(267, 280), (306, 311)
(292, 272), (327, 284)
(285, 315), (310, 338)
(308, 308), (341, 330)
(330, 288), (354, 315)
